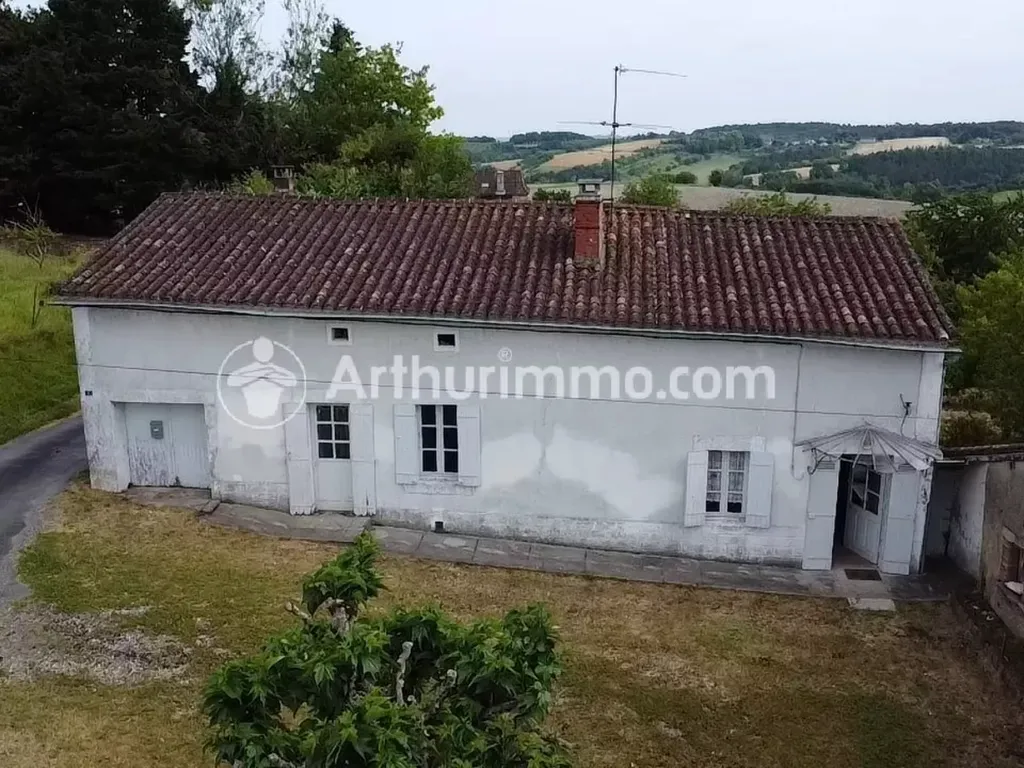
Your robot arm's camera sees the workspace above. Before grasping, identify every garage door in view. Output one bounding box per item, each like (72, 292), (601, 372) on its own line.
(124, 404), (210, 489)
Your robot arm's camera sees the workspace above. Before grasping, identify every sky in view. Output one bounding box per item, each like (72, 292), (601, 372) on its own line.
(260, 0), (1024, 137)
(16, 0), (1024, 136)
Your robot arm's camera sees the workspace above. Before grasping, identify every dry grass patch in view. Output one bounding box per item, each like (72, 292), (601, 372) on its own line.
(850, 137), (952, 155)
(2, 484), (1022, 767)
(539, 139), (664, 170)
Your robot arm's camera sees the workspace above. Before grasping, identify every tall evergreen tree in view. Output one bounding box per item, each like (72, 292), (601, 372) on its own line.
(0, 0), (202, 233)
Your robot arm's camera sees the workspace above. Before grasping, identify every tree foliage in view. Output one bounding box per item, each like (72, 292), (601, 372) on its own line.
(956, 252), (1024, 439)
(0, 0), (465, 233)
(0, 0), (202, 233)
(204, 532), (570, 768)
(620, 175), (680, 207)
(722, 192), (831, 217)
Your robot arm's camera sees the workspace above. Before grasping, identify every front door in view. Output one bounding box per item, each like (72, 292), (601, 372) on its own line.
(844, 462), (886, 563)
(311, 404), (354, 511)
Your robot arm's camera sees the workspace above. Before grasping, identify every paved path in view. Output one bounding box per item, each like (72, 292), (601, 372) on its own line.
(0, 417), (87, 605)
(178, 494), (947, 603)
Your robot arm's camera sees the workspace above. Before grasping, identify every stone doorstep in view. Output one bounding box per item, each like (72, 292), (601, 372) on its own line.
(847, 597), (897, 612)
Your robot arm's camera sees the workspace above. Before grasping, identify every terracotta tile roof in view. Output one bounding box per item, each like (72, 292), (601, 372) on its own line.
(474, 167), (530, 198)
(58, 193), (953, 345)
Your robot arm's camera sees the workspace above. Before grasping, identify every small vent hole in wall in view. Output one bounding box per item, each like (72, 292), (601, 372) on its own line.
(330, 326), (350, 343)
(434, 520), (445, 533)
(436, 332), (457, 349)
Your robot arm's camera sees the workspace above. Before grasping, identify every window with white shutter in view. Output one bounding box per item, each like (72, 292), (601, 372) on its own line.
(394, 404), (481, 490)
(686, 439), (774, 529)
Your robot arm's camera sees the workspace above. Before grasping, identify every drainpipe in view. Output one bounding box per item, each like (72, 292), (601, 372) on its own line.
(790, 343), (806, 479)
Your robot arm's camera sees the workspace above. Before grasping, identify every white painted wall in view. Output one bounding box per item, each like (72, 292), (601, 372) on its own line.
(72, 307), (945, 570)
(946, 463), (988, 579)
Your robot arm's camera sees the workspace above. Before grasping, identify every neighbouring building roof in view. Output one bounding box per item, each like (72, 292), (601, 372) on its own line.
(474, 166), (530, 198)
(57, 193), (954, 345)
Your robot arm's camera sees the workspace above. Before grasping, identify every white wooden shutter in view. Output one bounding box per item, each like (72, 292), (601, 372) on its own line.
(284, 403), (315, 515)
(394, 404), (419, 484)
(457, 405), (482, 487)
(880, 470), (917, 575)
(349, 403), (377, 516)
(684, 451), (709, 527)
(745, 451), (775, 529)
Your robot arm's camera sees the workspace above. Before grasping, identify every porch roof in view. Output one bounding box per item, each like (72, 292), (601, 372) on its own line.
(796, 424), (942, 472)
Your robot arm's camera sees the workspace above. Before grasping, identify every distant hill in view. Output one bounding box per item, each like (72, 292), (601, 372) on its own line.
(689, 121), (1024, 145)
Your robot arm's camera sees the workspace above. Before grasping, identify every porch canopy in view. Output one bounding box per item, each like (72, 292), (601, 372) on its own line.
(796, 424), (942, 472)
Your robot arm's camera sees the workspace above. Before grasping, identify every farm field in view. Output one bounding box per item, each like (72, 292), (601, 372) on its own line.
(532, 182), (916, 217)
(993, 189), (1024, 202)
(0, 246), (85, 443)
(2, 483), (1022, 768)
(537, 138), (664, 170)
(487, 158), (521, 170)
(679, 153), (743, 184)
(850, 136), (951, 155)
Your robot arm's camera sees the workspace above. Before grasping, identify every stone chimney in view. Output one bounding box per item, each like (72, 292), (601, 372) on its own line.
(574, 179), (604, 268)
(271, 164), (296, 194)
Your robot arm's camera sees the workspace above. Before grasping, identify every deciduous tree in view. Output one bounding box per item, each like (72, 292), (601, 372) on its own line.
(204, 533), (570, 768)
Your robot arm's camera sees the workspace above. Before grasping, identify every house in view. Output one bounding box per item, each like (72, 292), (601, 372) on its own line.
(56, 183), (953, 574)
(473, 166), (529, 199)
(926, 444), (1024, 637)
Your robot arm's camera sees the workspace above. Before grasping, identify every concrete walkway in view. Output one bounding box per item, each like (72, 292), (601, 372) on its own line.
(124, 489), (949, 603)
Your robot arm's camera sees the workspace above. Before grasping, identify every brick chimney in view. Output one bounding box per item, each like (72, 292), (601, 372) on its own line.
(574, 179), (604, 268)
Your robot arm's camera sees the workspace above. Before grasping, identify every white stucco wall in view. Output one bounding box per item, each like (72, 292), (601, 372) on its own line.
(947, 463), (989, 579)
(72, 306), (944, 569)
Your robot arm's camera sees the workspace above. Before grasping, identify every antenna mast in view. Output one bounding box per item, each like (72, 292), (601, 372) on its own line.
(608, 65), (687, 202)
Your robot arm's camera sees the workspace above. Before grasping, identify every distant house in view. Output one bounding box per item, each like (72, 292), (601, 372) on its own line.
(474, 166), (529, 199)
(57, 183), (952, 575)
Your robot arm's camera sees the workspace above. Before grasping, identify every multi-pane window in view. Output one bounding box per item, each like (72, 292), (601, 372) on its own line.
(315, 405), (350, 460)
(850, 465), (883, 514)
(419, 404), (458, 474)
(706, 450), (748, 515)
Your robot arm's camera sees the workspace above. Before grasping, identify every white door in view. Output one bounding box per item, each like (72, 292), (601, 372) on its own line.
(844, 462), (886, 563)
(311, 404), (354, 511)
(125, 403), (210, 488)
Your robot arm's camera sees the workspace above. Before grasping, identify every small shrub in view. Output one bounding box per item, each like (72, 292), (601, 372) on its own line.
(204, 532), (570, 768)
(620, 175), (680, 208)
(533, 188), (573, 203)
(230, 169), (277, 196)
(722, 191), (832, 217)
(941, 409), (1003, 447)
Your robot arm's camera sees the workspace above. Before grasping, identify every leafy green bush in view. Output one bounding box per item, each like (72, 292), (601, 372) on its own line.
(620, 175), (680, 208)
(230, 169), (277, 196)
(670, 170), (697, 185)
(204, 532), (570, 768)
(722, 191), (831, 217)
(533, 188), (573, 203)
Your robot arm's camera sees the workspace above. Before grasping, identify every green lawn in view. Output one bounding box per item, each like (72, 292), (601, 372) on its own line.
(0, 246), (84, 444)
(993, 189), (1024, 202)
(2, 484), (1021, 768)
(682, 153), (743, 184)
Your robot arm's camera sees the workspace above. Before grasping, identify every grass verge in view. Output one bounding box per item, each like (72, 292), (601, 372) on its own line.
(3, 484), (1023, 767)
(0, 247), (84, 444)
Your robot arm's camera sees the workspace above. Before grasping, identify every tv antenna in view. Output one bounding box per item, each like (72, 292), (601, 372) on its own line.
(560, 64), (687, 201)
